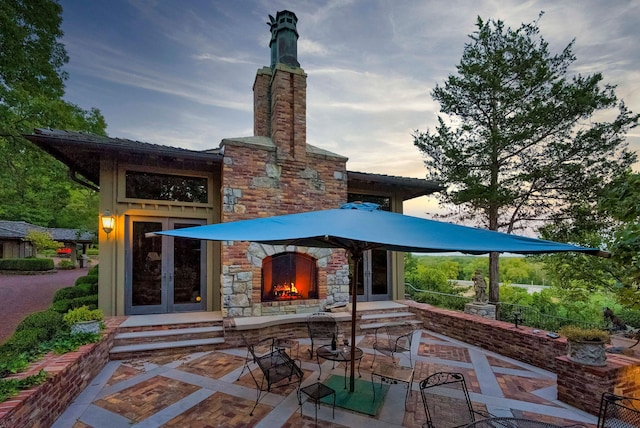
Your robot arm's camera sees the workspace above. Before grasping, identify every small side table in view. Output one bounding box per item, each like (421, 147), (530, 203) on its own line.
(300, 382), (336, 427)
(371, 362), (414, 409)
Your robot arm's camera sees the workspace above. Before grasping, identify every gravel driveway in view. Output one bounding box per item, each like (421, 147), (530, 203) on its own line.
(0, 266), (90, 344)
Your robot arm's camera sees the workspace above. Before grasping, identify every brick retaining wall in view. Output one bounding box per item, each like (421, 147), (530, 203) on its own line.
(0, 320), (120, 428)
(404, 300), (566, 371)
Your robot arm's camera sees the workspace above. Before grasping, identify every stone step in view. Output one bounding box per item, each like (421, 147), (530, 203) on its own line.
(359, 311), (422, 332)
(109, 337), (226, 360)
(113, 326), (224, 346)
(359, 319), (423, 332)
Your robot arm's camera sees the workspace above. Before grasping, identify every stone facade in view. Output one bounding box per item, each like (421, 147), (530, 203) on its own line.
(464, 302), (496, 320)
(219, 44), (348, 316)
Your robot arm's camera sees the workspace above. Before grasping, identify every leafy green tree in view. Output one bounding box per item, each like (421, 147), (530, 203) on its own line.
(0, 0), (106, 228)
(413, 14), (638, 303)
(25, 230), (62, 256)
(541, 172), (640, 309)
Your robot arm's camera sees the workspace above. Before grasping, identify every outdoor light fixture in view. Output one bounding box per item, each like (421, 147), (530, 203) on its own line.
(101, 210), (115, 235)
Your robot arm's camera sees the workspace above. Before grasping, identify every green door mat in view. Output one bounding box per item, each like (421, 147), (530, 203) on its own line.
(319, 375), (389, 416)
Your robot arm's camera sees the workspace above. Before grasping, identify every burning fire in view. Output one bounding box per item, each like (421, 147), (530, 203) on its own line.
(273, 282), (299, 297)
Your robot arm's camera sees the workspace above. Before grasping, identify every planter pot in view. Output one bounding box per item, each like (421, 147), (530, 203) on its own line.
(567, 339), (607, 366)
(71, 320), (100, 334)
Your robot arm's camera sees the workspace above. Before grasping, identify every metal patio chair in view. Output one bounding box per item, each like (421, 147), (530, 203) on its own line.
(597, 392), (640, 428)
(306, 312), (338, 358)
(239, 335), (303, 415)
(420, 371), (491, 428)
(371, 321), (415, 367)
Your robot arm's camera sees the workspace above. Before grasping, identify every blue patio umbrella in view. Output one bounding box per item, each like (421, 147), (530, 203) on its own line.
(154, 202), (607, 392)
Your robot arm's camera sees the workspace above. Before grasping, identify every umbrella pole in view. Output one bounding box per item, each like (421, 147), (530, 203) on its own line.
(349, 250), (361, 393)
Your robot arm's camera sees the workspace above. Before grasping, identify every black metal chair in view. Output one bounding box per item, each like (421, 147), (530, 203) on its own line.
(419, 371), (491, 428)
(240, 335), (303, 416)
(597, 392), (640, 428)
(371, 321), (415, 367)
(306, 312), (338, 358)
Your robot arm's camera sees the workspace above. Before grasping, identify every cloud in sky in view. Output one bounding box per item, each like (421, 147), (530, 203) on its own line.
(59, 0), (640, 218)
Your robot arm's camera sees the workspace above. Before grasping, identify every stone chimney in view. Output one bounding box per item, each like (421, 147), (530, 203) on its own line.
(253, 10), (307, 163)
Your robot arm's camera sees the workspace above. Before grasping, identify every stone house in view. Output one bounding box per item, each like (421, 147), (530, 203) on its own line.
(27, 10), (440, 317)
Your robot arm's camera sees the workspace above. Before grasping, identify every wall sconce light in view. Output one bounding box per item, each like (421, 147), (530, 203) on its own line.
(101, 210), (115, 235)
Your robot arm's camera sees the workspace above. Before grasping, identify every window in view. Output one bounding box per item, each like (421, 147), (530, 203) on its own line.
(125, 171), (208, 203)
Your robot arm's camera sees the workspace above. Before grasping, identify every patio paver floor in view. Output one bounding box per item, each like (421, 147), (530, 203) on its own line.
(53, 330), (598, 428)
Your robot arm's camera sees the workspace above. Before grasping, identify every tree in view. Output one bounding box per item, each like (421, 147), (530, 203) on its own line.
(541, 172), (640, 309)
(0, 0), (106, 228)
(25, 229), (62, 256)
(413, 13), (638, 303)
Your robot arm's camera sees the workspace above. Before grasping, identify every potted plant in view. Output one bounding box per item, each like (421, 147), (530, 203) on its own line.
(558, 325), (610, 366)
(63, 306), (104, 335)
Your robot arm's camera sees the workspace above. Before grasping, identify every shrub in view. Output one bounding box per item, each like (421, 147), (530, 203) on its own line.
(558, 325), (610, 342)
(51, 295), (98, 313)
(53, 284), (95, 303)
(0, 258), (54, 271)
(15, 310), (63, 340)
(618, 308), (640, 329)
(57, 260), (75, 270)
(63, 306), (103, 325)
(88, 264), (99, 275)
(0, 329), (46, 355)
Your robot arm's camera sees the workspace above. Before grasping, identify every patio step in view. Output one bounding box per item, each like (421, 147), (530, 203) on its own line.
(110, 314), (225, 360)
(358, 311), (423, 332)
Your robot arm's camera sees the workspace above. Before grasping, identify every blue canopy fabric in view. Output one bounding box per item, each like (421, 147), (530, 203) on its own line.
(154, 202), (606, 393)
(155, 202), (606, 257)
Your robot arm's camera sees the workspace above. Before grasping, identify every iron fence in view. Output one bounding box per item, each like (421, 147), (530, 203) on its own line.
(405, 284), (600, 332)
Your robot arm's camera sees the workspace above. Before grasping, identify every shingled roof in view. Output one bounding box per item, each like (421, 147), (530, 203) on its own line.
(0, 220), (95, 243)
(26, 128), (223, 186)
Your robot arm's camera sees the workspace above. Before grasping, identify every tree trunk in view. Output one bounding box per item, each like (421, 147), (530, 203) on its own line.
(489, 252), (500, 303)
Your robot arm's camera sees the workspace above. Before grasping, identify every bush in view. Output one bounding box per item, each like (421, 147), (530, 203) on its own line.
(57, 260), (75, 270)
(618, 308), (640, 329)
(15, 310), (63, 340)
(0, 329), (46, 355)
(63, 306), (103, 325)
(88, 264), (99, 275)
(53, 284), (95, 303)
(0, 258), (54, 271)
(75, 274), (98, 293)
(51, 295), (98, 313)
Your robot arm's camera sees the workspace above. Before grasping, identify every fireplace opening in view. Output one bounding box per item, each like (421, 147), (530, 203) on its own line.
(262, 252), (318, 301)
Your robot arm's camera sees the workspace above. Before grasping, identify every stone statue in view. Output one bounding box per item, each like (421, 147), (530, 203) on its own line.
(472, 270), (488, 303)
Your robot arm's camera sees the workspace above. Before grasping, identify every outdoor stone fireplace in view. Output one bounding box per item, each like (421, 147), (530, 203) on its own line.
(221, 243), (350, 317)
(261, 252), (318, 301)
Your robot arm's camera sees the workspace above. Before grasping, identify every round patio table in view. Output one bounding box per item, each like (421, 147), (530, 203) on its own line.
(465, 418), (566, 428)
(316, 345), (363, 389)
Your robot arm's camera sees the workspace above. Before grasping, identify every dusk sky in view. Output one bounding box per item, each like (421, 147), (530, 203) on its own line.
(58, 0), (640, 218)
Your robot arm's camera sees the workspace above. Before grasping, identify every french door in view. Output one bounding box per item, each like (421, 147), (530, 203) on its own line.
(126, 216), (206, 314)
(351, 249), (391, 302)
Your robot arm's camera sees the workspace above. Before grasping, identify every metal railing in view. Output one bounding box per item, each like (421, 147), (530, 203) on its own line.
(496, 303), (600, 332)
(405, 283), (599, 331)
(405, 283), (473, 311)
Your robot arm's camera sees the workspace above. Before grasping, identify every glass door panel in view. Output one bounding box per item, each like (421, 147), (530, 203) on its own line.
(131, 221), (164, 308)
(171, 221), (205, 311)
(351, 250), (391, 302)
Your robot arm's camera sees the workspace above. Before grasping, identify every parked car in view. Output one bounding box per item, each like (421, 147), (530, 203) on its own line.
(56, 247), (72, 257)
